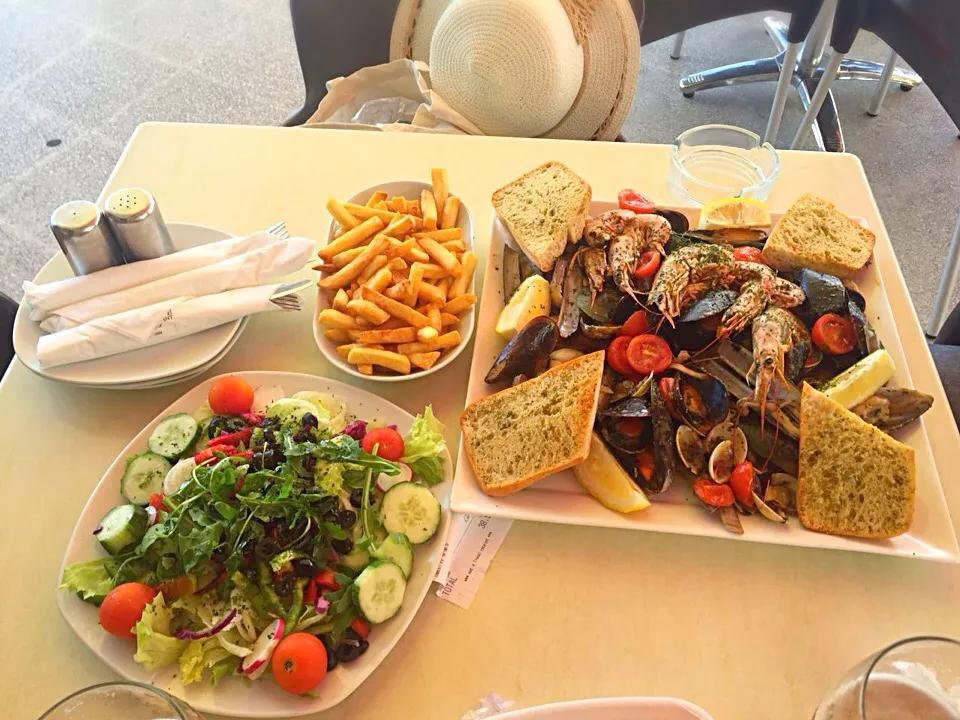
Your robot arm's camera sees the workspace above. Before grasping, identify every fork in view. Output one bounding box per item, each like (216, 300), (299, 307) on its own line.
(266, 221), (289, 239)
(269, 279), (310, 311)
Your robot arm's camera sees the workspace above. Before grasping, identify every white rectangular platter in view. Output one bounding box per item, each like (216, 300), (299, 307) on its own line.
(451, 200), (959, 562)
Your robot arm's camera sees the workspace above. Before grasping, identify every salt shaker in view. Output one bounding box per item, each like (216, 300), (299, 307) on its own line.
(104, 187), (175, 262)
(50, 200), (125, 275)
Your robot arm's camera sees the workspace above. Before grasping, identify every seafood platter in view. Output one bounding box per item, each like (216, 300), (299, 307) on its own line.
(452, 162), (957, 561)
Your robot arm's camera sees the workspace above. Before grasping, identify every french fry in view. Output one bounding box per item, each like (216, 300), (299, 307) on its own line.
(335, 343), (361, 359)
(417, 281), (447, 305)
(332, 246), (366, 268)
(318, 308), (360, 330)
(383, 214), (416, 238)
(350, 327), (418, 344)
(440, 312), (459, 327)
(326, 197), (360, 231)
(386, 257), (407, 272)
(416, 326), (439, 342)
(346, 299), (390, 326)
(448, 252), (477, 298)
(407, 263), (424, 307)
(420, 189), (438, 231)
(357, 364), (374, 375)
(318, 216), (384, 260)
(408, 247), (430, 263)
(317, 235), (387, 290)
(413, 228), (461, 242)
(366, 190), (388, 207)
(440, 195), (460, 229)
(357, 254), (389, 284)
(443, 293), (477, 316)
(374, 201), (389, 211)
(347, 347), (411, 375)
(365, 267), (393, 293)
(413, 262), (450, 280)
(342, 202), (397, 223)
(431, 168), (448, 221)
(313, 262), (337, 273)
(378, 317), (409, 330)
(323, 328), (351, 343)
(437, 277), (453, 299)
(418, 237), (461, 274)
(332, 288), (350, 311)
(408, 200), (421, 216)
(409, 351), (441, 370)
(427, 304), (442, 331)
(397, 331), (461, 355)
(441, 240), (466, 254)
(389, 196), (407, 213)
(385, 282), (410, 301)
(358, 286), (431, 328)
(386, 237), (417, 260)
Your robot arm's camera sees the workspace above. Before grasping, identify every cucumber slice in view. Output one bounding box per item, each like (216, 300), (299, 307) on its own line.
(97, 504), (149, 555)
(192, 402), (216, 424)
(352, 562), (406, 623)
(341, 548), (370, 571)
(291, 391), (335, 421)
(371, 532), (413, 578)
(147, 413), (199, 460)
(379, 482), (441, 545)
(121, 452), (172, 505)
(266, 398), (317, 428)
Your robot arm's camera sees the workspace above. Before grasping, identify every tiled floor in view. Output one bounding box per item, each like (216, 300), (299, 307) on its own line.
(2, 0), (959, 325)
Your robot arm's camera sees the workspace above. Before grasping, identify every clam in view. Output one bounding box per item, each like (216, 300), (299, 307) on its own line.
(676, 425), (706, 474)
(674, 372), (730, 433)
(708, 440), (734, 483)
(548, 348), (584, 369)
(485, 316), (559, 384)
(654, 209), (690, 233)
(752, 490), (788, 524)
(705, 421), (748, 464)
(764, 473), (797, 514)
(719, 506), (745, 535)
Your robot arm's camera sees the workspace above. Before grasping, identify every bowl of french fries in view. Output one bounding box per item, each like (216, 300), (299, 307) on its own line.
(313, 170), (477, 381)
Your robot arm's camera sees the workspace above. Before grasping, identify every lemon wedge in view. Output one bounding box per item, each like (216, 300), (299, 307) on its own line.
(495, 274), (551, 339)
(698, 197), (771, 230)
(820, 349), (896, 409)
(573, 433), (651, 513)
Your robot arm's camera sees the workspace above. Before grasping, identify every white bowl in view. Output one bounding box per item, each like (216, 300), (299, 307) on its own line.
(312, 180), (476, 382)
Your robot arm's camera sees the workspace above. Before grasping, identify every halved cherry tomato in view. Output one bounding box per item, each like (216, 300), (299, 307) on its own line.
(98, 582), (157, 638)
(729, 461), (756, 509)
(732, 246), (765, 264)
(635, 448), (655, 483)
(633, 250), (661, 280)
(619, 310), (649, 337)
(615, 418), (646, 436)
(361, 426), (405, 461)
(618, 189), (655, 214)
(154, 576), (196, 600)
(208, 375), (254, 415)
(811, 313), (857, 355)
(350, 617), (371, 640)
(692, 478), (735, 508)
(626, 334), (673, 375)
(658, 376), (682, 421)
(303, 580), (317, 606)
(271, 633), (328, 694)
(314, 569), (340, 591)
(606, 335), (636, 377)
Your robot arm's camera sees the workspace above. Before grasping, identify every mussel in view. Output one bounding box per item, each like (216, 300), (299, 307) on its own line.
(485, 316), (559, 384)
(847, 300), (882, 357)
(682, 228), (769, 246)
(648, 380), (678, 494)
(576, 281), (637, 325)
(678, 290), (737, 323)
(789, 268), (848, 325)
(654, 209), (690, 233)
(738, 416), (799, 476)
(674, 372), (730, 433)
(851, 388), (933, 433)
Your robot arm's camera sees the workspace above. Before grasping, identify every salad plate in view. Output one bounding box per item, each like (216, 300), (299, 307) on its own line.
(497, 697), (715, 719)
(14, 223), (246, 387)
(451, 200), (959, 562)
(57, 371), (452, 717)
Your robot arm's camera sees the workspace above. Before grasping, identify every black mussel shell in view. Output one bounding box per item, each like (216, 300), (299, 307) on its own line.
(575, 281), (637, 324)
(654, 209), (690, 233)
(674, 373), (730, 429)
(847, 288), (867, 312)
(659, 321), (716, 353)
(648, 381), (678, 494)
(485, 316), (559, 384)
(847, 300), (881, 356)
(599, 416), (650, 454)
(678, 289), (738, 323)
(784, 344), (807, 384)
(683, 228), (769, 246)
(600, 395), (651, 419)
(790, 268), (848, 325)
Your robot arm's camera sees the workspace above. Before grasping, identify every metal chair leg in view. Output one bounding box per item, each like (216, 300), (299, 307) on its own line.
(670, 32), (686, 60)
(764, 42), (801, 145)
(926, 212), (960, 337)
(791, 51), (844, 149)
(867, 48), (899, 116)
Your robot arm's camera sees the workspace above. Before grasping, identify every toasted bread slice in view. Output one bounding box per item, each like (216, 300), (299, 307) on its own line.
(762, 194), (875, 279)
(460, 351), (604, 496)
(491, 161), (591, 272)
(797, 383), (915, 539)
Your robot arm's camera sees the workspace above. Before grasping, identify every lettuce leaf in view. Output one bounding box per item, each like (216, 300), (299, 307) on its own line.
(59, 558), (118, 604)
(209, 656), (241, 686)
(133, 594), (187, 670)
(400, 406), (447, 486)
(179, 638), (232, 686)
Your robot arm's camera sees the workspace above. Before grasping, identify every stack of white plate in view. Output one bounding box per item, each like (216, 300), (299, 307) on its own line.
(12, 223), (248, 390)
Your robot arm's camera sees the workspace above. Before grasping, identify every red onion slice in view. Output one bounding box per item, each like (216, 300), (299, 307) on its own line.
(315, 596), (331, 615)
(175, 609), (238, 640)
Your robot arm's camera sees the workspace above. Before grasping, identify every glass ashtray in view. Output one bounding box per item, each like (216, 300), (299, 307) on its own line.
(668, 124), (779, 206)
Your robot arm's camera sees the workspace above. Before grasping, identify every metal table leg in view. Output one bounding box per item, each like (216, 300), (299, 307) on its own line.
(926, 212), (960, 336)
(867, 49), (899, 116)
(764, 42), (802, 145)
(671, 32), (686, 60)
(791, 51), (845, 149)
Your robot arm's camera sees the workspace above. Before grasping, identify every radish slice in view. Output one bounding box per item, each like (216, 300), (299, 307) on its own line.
(251, 385), (285, 415)
(377, 463), (412, 492)
(164, 458), (196, 496)
(241, 617), (284, 677)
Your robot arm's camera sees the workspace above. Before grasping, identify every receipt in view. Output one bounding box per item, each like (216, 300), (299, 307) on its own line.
(434, 514), (513, 609)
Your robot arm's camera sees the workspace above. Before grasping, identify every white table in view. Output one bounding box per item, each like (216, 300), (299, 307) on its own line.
(4, 124), (959, 720)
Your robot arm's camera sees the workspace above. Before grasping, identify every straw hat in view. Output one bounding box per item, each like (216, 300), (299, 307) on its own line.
(390, 0), (641, 141)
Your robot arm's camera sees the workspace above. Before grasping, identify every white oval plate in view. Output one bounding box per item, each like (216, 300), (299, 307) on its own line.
(497, 697), (715, 720)
(312, 180), (476, 382)
(14, 223), (244, 386)
(56, 371), (452, 718)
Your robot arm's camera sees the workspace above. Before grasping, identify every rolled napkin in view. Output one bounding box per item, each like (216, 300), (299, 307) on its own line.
(37, 284), (294, 368)
(40, 236), (315, 333)
(24, 231), (279, 321)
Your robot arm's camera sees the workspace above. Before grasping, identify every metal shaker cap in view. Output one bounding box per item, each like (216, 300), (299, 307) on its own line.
(51, 200), (100, 231)
(104, 187), (155, 223)
(50, 200), (125, 275)
(104, 187), (174, 261)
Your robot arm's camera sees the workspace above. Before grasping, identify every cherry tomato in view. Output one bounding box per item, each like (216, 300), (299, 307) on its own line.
(692, 478), (735, 508)
(208, 375), (254, 415)
(271, 632), (328, 694)
(361, 426), (405, 461)
(606, 335), (636, 377)
(658, 376), (683, 421)
(626, 334), (673, 375)
(98, 582), (157, 638)
(729, 461), (756, 509)
(350, 617), (371, 640)
(633, 250), (661, 280)
(618, 189), (655, 214)
(314, 569), (340, 591)
(154, 576), (195, 600)
(811, 313), (857, 355)
(732, 246), (766, 264)
(619, 311), (649, 337)
(635, 448), (655, 483)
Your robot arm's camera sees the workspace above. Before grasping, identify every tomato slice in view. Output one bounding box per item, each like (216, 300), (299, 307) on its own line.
(692, 478), (735, 508)
(619, 310), (649, 337)
(618, 189), (655, 214)
(633, 250), (661, 280)
(626, 334), (673, 375)
(606, 335), (636, 377)
(811, 313), (857, 355)
(729, 461), (756, 508)
(732, 246), (765, 264)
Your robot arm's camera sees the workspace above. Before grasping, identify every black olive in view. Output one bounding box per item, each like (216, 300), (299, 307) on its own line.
(262, 449), (281, 470)
(207, 417), (223, 439)
(291, 557), (318, 578)
(349, 488), (364, 508)
(225, 417), (247, 433)
(303, 456), (317, 473)
(357, 639), (369, 656)
(302, 412), (318, 428)
(336, 638), (362, 663)
(293, 430), (310, 443)
(337, 509), (357, 529)
(258, 416), (280, 429)
(242, 566), (258, 583)
(332, 537), (354, 554)
(254, 537), (279, 561)
(251, 452), (264, 470)
(320, 636), (339, 671)
(274, 575), (293, 596)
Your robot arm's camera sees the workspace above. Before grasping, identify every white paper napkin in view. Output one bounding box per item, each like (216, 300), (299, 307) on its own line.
(40, 237), (315, 333)
(23, 231), (279, 321)
(36, 284), (290, 368)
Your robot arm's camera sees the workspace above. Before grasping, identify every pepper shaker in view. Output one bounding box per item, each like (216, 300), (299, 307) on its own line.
(104, 187), (174, 262)
(50, 200), (125, 275)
